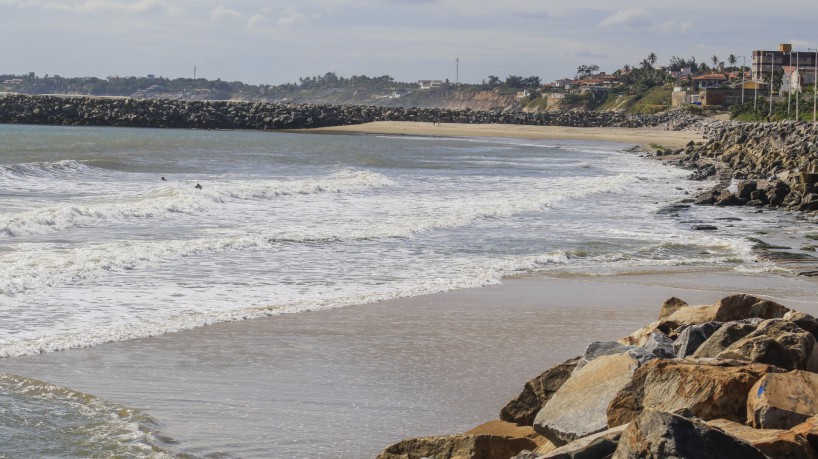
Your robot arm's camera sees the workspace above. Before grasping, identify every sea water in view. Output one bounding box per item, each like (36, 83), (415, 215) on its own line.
(2, 124), (817, 457)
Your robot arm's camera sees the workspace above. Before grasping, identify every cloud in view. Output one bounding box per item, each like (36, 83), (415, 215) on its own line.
(276, 7), (307, 26)
(210, 5), (241, 21)
(598, 8), (651, 29)
(0, 0), (41, 6)
(42, 0), (169, 14)
(247, 13), (268, 29)
(657, 19), (693, 34)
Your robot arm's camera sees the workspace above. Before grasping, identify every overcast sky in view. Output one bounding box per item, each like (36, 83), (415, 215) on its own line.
(2, 0), (817, 85)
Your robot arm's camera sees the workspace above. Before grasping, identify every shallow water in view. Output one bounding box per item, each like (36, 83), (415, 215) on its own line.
(2, 124), (818, 457)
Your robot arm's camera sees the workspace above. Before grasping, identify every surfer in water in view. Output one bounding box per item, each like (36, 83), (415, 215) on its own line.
(195, 183), (202, 190)
(161, 176), (167, 181)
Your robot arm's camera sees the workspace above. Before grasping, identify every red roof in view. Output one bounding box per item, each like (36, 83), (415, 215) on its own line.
(692, 73), (727, 80)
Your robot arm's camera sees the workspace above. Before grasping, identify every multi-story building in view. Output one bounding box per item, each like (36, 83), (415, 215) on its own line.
(752, 44), (818, 82)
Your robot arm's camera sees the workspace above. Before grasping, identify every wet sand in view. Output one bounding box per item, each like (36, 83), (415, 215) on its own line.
(4, 271), (818, 458)
(306, 121), (704, 148)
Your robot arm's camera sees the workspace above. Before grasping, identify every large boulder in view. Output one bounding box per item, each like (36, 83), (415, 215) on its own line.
(712, 294), (790, 322)
(534, 353), (643, 445)
(607, 359), (775, 427)
(537, 424), (628, 459)
(674, 321), (722, 358)
(785, 311), (818, 339)
(748, 371), (818, 429)
(707, 418), (817, 459)
(573, 342), (636, 373)
(612, 409), (766, 459)
(691, 320), (760, 358)
(716, 319), (818, 371)
(500, 357), (580, 426)
(658, 297), (688, 320)
(378, 421), (542, 459)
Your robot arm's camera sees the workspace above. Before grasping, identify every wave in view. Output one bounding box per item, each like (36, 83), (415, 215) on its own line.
(0, 159), (95, 179)
(0, 374), (179, 457)
(0, 172), (637, 300)
(0, 169), (395, 238)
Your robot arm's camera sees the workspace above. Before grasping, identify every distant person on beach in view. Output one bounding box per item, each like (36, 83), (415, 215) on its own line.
(195, 183), (202, 190)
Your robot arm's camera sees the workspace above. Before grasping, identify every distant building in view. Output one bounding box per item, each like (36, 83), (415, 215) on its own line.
(692, 73), (727, 89)
(781, 65), (818, 94)
(515, 90), (531, 100)
(418, 80), (443, 89)
(752, 43), (818, 82)
(669, 67), (693, 80)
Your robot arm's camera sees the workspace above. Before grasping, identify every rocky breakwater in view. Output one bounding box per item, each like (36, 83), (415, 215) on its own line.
(0, 94), (697, 130)
(668, 120), (818, 214)
(377, 294), (818, 459)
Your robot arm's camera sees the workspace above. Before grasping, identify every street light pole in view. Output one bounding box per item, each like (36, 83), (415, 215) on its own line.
(811, 48), (818, 125)
(769, 52), (774, 119)
(741, 55), (746, 104)
(796, 52), (800, 121)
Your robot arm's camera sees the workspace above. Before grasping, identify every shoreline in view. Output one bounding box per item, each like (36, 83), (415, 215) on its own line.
(5, 272), (818, 458)
(300, 121), (704, 148)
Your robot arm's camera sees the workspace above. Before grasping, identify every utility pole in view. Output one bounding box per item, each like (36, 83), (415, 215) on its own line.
(811, 48), (818, 125)
(455, 58), (459, 87)
(194, 66), (197, 80)
(796, 52), (800, 121)
(741, 56), (746, 104)
(764, 53), (774, 119)
(788, 50), (792, 116)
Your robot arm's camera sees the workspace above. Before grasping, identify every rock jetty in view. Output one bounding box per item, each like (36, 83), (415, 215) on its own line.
(0, 94), (691, 130)
(657, 119), (818, 214)
(376, 294), (818, 459)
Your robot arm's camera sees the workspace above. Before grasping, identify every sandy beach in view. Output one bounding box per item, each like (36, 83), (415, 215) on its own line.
(5, 272), (818, 458)
(307, 121), (704, 148)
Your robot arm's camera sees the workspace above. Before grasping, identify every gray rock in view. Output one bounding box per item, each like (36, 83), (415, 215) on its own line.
(500, 357), (580, 426)
(573, 341), (637, 374)
(534, 353), (645, 446)
(612, 409), (766, 459)
(643, 331), (675, 359)
(674, 321), (722, 358)
(691, 320), (760, 359)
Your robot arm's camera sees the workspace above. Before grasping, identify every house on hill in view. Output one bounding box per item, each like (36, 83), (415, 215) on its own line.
(692, 73), (727, 89)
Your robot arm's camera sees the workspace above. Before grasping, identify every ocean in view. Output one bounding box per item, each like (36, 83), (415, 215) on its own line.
(2, 123), (818, 458)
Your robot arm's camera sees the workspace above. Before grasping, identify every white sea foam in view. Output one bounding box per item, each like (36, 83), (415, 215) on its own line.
(0, 169), (395, 237)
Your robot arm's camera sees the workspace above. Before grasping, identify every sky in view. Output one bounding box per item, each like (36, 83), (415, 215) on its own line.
(2, 0), (818, 85)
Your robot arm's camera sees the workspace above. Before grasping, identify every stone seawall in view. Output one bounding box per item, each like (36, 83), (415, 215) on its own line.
(0, 94), (693, 130)
(660, 119), (818, 213)
(377, 295), (818, 459)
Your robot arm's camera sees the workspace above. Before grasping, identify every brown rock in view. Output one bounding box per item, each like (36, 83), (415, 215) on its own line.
(500, 358), (580, 426)
(621, 305), (715, 346)
(785, 311), (818, 339)
(748, 371), (818, 430)
(707, 418), (817, 459)
(377, 431), (539, 459)
(612, 409), (766, 459)
(607, 359), (774, 427)
(712, 294), (790, 322)
(658, 297), (688, 320)
(717, 319), (818, 371)
(692, 320), (760, 358)
(534, 353), (643, 445)
(540, 424), (628, 459)
(791, 416), (818, 451)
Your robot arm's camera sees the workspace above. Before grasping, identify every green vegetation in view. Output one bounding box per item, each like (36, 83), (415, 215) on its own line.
(730, 90), (818, 122)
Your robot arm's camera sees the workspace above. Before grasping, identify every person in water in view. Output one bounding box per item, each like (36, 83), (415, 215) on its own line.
(161, 176), (167, 181)
(195, 183), (202, 190)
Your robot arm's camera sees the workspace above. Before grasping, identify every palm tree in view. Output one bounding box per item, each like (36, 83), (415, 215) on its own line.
(728, 54), (737, 68)
(711, 55), (720, 69)
(641, 59), (652, 70)
(623, 64), (631, 73)
(647, 52), (658, 67)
